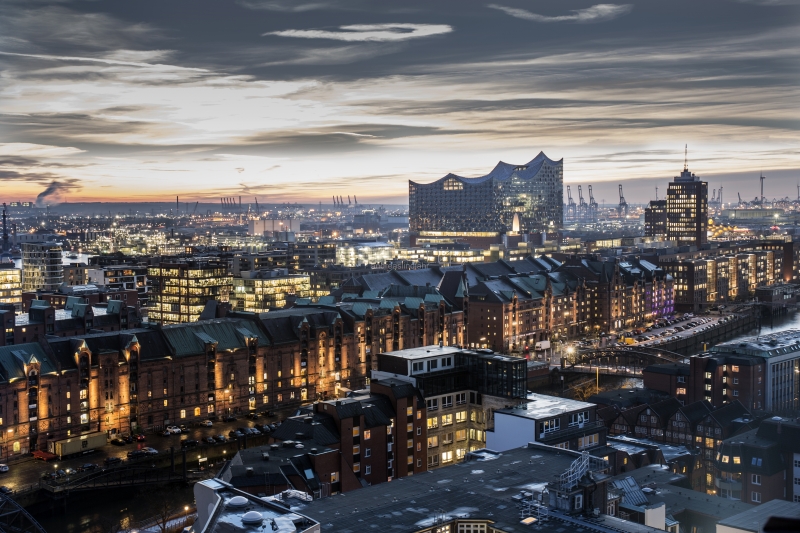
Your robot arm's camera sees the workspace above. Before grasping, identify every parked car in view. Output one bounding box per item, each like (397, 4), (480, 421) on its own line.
(180, 439), (199, 449)
(110, 437), (126, 446)
(142, 447), (159, 456)
(121, 435), (134, 444)
(78, 463), (98, 472)
(229, 430), (244, 439)
(104, 457), (122, 466)
(204, 436), (216, 444)
(214, 435), (227, 443)
(0, 464), (8, 473)
(161, 430), (172, 437)
(0, 486), (11, 494)
(127, 450), (148, 459)
(134, 434), (147, 442)
(202, 420), (213, 427)
(167, 426), (181, 434)
(222, 415), (237, 422)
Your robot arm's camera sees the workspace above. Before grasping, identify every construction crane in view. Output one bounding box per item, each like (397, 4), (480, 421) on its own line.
(566, 186), (576, 219)
(738, 192), (743, 207)
(588, 185), (598, 222)
(718, 187), (723, 206)
(192, 201), (199, 215)
(618, 184), (628, 217)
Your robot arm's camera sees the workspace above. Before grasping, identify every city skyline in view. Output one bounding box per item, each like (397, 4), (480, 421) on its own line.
(1, 0), (799, 205)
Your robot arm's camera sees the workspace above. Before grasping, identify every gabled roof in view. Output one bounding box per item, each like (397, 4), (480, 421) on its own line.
(0, 343), (58, 382)
(648, 398), (682, 425)
(161, 318), (269, 357)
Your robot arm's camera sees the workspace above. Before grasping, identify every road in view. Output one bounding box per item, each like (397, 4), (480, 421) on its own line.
(0, 413), (287, 493)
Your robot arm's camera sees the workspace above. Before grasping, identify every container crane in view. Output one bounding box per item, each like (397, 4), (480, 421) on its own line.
(618, 184), (628, 217)
(578, 185), (587, 221)
(588, 185), (598, 222)
(566, 186), (576, 219)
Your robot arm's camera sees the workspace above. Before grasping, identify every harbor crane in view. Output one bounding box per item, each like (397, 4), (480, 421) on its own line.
(588, 185), (598, 222)
(566, 186), (576, 219)
(617, 184), (628, 217)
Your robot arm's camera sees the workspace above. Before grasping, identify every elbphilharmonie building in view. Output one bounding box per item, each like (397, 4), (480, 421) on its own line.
(409, 152), (563, 244)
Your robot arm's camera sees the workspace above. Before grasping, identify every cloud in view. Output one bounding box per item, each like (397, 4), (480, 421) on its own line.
(735, 0), (800, 4)
(238, 0), (333, 11)
(35, 179), (81, 207)
(0, 143), (84, 157)
(0, 50), (208, 72)
(265, 23), (453, 42)
(488, 3), (633, 23)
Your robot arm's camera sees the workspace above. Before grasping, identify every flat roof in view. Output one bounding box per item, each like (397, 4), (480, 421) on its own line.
(195, 479), (318, 533)
(494, 392), (595, 421)
(711, 329), (800, 359)
(608, 435), (694, 462)
(717, 499), (800, 532)
(294, 443), (610, 533)
(381, 345), (516, 361)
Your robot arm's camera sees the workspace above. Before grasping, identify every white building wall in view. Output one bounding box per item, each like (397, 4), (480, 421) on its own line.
(485, 413), (537, 452)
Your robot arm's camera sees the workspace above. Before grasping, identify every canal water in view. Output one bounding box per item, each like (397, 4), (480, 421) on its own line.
(31, 484), (196, 533)
(721, 310), (800, 346)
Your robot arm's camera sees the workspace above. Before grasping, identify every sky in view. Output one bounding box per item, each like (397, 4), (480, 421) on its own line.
(0, 0), (799, 206)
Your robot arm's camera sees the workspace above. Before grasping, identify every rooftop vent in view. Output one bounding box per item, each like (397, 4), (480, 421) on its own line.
(270, 444), (280, 450)
(241, 511), (263, 525)
(283, 440), (295, 448)
(246, 467), (254, 477)
(227, 496), (248, 508)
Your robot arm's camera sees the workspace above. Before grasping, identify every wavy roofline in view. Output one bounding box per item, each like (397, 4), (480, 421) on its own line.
(410, 151), (562, 186)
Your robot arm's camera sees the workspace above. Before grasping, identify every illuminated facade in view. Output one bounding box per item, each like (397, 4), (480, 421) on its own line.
(231, 269), (311, 312)
(0, 264), (22, 311)
(21, 242), (63, 292)
(409, 152), (563, 243)
(148, 260), (232, 324)
(644, 200), (667, 237)
(666, 166), (708, 246)
(335, 242), (395, 267)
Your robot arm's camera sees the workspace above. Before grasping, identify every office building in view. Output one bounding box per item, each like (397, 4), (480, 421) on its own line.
(335, 241), (395, 267)
(409, 152), (563, 246)
(230, 269), (311, 312)
(0, 263), (22, 311)
(147, 259), (232, 324)
(21, 242), (63, 292)
(63, 262), (87, 286)
(644, 200), (667, 238)
(87, 264), (150, 306)
(666, 163), (708, 246)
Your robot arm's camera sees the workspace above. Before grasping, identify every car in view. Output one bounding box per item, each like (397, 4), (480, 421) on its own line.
(55, 469), (67, 478)
(202, 420), (213, 427)
(78, 463), (98, 472)
(110, 437), (126, 446)
(246, 413), (260, 420)
(204, 436), (216, 444)
(127, 450), (148, 459)
(179, 424), (188, 432)
(180, 439), (199, 449)
(0, 465), (8, 473)
(0, 486), (11, 494)
(214, 435), (227, 443)
(134, 434), (147, 442)
(222, 415), (237, 423)
(166, 426), (181, 434)
(142, 447), (159, 456)
(161, 430), (172, 437)
(229, 430), (244, 439)
(104, 457), (122, 466)
(121, 435), (134, 444)
(249, 428), (262, 435)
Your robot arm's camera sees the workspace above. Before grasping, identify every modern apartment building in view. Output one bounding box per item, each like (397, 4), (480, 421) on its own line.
(666, 163), (708, 247)
(372, 345), (527, 468)
(21, 242), (63, 292)
(409, 152), (563, 246)
(147, 259), (232, 324)
(87, 264), (150, 306)
(335, 241), (395, 267)
(230, 269), (310, 312)
(0, 263), (22, 311)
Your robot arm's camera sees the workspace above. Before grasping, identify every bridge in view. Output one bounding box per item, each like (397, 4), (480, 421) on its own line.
(562, 347), (687, 377)
(0, 495), (48, 533)
(40, 465), (189, 495)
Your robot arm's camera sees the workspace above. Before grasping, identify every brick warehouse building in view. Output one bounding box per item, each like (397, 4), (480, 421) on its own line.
(0, 296), (463, 458)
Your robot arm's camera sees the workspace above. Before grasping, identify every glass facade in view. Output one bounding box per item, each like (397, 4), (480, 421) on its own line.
(0, 266), (22, 311)
(148, 261), (232, 324)
(231, 272), (311, 312)
(409, 152), (563, 235)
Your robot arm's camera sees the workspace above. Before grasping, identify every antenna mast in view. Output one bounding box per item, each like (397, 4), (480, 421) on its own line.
(683, 144), (688, 172)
